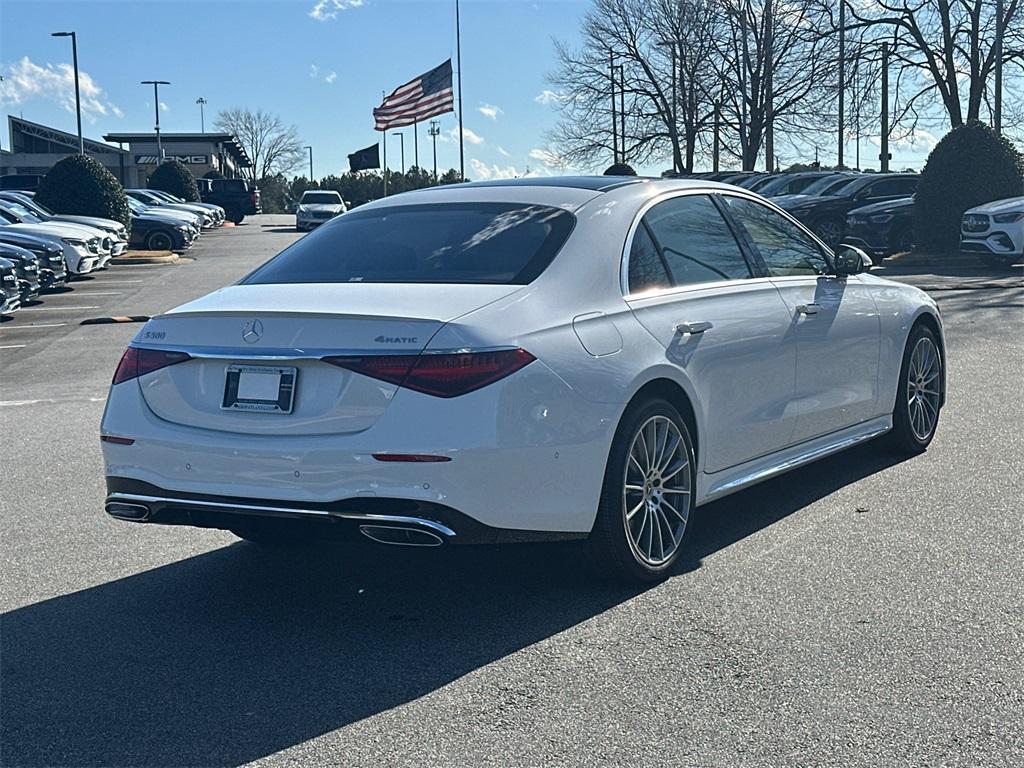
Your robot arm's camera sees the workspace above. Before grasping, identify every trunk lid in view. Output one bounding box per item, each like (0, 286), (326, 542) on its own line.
(134, 283), (521, 436)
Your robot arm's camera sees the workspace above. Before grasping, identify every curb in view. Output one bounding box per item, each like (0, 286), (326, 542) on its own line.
(110, 251), (179, 265)
(81, 315), (151, 325)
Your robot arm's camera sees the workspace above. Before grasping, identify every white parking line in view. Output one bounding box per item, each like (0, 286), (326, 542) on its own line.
(0, 344), (27, 350)
(18, 305), (100, 311)
(64, 291), (123, 296)
(0, 322), (66, 329)
(85, 280), (142, 285)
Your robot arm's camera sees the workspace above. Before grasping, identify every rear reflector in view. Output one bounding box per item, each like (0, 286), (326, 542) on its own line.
(100, 435), (135, 445)
(323, 348), (535, 398)
(112, 346), (191, 385)
(372, 453), (451, 463)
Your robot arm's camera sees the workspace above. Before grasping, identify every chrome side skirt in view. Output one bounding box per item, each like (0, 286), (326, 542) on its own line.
(104, 492), (457, 538)
(700, 416), (892, 503)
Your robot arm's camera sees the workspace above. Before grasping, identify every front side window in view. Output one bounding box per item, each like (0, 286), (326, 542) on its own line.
(244, 202), (575, 285)
(643, 195), (752, 285)
(724, 197), (831, 277)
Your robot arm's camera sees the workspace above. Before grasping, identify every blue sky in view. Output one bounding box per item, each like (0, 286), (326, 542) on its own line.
(0, 0), (587, 179)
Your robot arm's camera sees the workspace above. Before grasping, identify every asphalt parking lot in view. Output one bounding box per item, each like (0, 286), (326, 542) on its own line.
(2, 215), (1022, 767)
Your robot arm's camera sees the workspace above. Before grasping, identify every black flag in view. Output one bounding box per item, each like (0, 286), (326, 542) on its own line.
(348, 143), (380, 172)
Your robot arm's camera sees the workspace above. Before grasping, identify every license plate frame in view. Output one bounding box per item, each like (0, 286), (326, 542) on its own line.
(221, 365), (297, 414)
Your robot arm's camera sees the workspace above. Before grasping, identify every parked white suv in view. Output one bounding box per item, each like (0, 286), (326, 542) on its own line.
(961, 196), (1024, 267)
(295, 190), (346, 231)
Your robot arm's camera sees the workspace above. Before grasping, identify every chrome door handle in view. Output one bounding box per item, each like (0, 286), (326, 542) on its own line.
(674, 321), (713, 335)
(796, 304), (821, 315)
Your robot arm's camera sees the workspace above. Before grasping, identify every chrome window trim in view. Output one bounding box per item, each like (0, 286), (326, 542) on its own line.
(126, 343), (518, 360)
(619, 186), (834, 299)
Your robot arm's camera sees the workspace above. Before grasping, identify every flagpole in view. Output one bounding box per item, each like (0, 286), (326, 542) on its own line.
(381, 90), (388, 197)
(413, 120), (419, 170)
(456, 0), (465, 181)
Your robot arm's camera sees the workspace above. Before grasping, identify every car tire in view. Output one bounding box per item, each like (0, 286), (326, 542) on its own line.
(884, 323), (943, 455)
(812, 216), (845, 248)
(891, 225), (914, 254)
(229, 210), (245, 224)
(145, 230), (174, 251)
(587, 397), (696, 583)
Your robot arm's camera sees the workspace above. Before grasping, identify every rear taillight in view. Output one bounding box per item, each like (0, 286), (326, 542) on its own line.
(322, 348), (535, 398)
(112, 347), (191, 385)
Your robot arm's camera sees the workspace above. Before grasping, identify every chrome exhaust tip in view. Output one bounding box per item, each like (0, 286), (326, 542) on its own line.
(105, 501), (151, 521)
(359, 525), (444, 547)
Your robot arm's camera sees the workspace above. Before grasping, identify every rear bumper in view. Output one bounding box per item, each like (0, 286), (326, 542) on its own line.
(100, 361), (616, 534)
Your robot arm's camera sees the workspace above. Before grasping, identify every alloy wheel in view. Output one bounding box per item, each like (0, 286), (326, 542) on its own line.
(815, 219), (843, 247)
(622, 415), (691, 566)
(906, 336), (941, 441)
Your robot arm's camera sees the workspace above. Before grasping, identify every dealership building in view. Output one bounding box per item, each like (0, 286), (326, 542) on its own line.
(1, 116), (251, 186)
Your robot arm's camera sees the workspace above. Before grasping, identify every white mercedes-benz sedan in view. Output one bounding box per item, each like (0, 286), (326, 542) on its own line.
(101, 177), (945, 581)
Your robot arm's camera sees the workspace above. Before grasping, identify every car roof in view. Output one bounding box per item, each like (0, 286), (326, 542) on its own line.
(440, 175), (651, 192)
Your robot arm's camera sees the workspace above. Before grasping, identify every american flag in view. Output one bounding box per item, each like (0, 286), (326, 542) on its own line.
(374, 59), (454, 131)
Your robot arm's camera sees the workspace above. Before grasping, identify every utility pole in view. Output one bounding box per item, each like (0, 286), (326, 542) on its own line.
(51, 32), (83, 154)
(618, 64), (626, 164)
(838, 0), (845, 168)
(196, 97), (207, 133)
(392, 132), (405, 173)
(141, 80), (171, 163)
(713, 99), (721, 172)
(764, 0), (774, 172)
(304, 145), (313, 181)
(880, 42), (890, 172)
(609, 51), (618, 163)
(428, 120), (440, 182)
(995, 0), (1004, 135)
(740, 8), (749, 170)
(455, 0), (465, 181)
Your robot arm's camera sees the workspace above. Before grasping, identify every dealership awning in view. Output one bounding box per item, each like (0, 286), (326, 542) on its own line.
(102, 132), (252, 168)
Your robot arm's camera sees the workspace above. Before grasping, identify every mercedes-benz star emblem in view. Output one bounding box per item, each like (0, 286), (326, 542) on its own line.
(242, 319), (264, 344)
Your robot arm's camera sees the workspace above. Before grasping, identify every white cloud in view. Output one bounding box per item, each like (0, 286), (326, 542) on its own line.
(159, 101), (169, 112)
(309, 64), (319, 79)
(309, 0), (364, 21)
(325, 71), (337, 84)
(478, 103), (502, 121)
(469, 158), (522, 180)
(0, 56), (120, 123)
(447, 126), (484, 145)
(497, 146), (511, 157)
(534, 90), (563, 106)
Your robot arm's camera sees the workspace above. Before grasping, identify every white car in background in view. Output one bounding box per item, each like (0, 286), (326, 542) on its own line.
(1, 192), (129, 261)
(144, 189), (226, 226)
(100, 177), (945, 582)
(126, 196), (202, 235)
(295, 190), (346, 231)
(126, 190), (217, 229)
(961, 196), (1024, 267)
(0, 203), (101, 275)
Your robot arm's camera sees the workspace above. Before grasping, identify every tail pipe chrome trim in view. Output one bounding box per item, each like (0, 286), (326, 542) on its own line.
(105, 501), (151, 521)
(103, 492), (457, 539)
(359, 525), (444, 547)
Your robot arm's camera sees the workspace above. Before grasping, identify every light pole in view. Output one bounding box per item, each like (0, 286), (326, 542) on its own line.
(51, 32), (83, 154)
(428, 120), (440, 182)
(196, 97), (207, 133)
(392, 132), (405, 174)
(304, 145), (313, 181)
(141, 80), (170, 163)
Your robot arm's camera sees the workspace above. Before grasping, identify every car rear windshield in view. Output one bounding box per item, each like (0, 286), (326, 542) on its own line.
(243, 202), (576, 285)
(302, 192), (342, 204)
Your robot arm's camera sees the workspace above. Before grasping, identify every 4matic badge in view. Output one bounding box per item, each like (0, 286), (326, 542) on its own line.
(375, 335), (419, 344)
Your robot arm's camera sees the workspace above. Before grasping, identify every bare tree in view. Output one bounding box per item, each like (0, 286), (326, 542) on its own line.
(845, 0), (1024, 128)
(214, 108), (305, 182)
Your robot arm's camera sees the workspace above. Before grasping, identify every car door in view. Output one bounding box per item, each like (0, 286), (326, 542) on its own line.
(624, 193), (799, 473)
(722, 195), (881, 442)
(852, 176), (919, 208)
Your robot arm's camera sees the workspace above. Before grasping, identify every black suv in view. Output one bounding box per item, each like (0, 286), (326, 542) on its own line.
(778, 173), (919, 248)
(0, 242), (42, 302)
(197, 178), (261, 224)
(845, 197), (916, 259)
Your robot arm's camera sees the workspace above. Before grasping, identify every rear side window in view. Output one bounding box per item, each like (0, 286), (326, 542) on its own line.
(643, 195), (752, 285)
(214, 179), (248, 192)
(244, 202), (575, 285)
(627, 224), (671, 293)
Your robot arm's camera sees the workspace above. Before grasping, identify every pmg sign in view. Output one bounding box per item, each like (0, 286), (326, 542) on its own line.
(135, 155), (209, 165)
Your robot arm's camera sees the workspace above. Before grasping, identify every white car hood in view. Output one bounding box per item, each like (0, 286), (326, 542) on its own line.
(965, 196), (1024, 215)
(51, 215), (123, 234)
(301, 203), (344, 213)
(7, 221), (98, 240)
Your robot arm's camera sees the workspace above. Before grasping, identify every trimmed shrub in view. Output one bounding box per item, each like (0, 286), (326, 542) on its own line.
(915, 122), (1024, 253)
(148, 160), (200, 202)
(35, 154), (131, 230)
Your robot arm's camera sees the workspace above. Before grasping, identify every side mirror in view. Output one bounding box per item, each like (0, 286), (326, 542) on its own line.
(832, 244), (873, 276)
